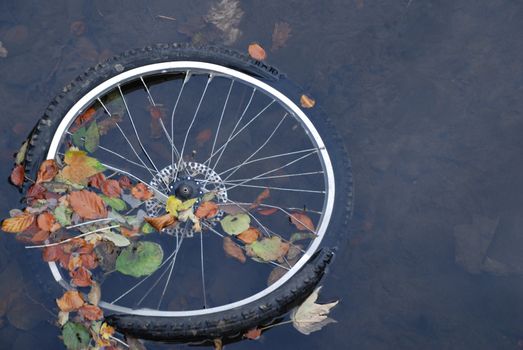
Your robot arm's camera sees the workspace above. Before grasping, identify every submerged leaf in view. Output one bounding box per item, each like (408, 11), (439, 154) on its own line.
(62, 321), (90, 350)
(36, 159), (59, 183)
(116, 241), (164, 277)
(10, 164), (24, 187)
(250, 188), (270, 209)
(249, 236), (289, 262)
(84, 121), (100, 153)
(220, 213), (250, 235)
(69, 190), (107, 219)
(291, 286), (338, 335)
(290, 232), (317, 243)
(290, 212), (315, 232)
(196, 128), (212, 146)
(223, 237), (246, 263)
(71, 127), (86, 148)
(2, 213), (34, 233)
(15, 141), (28, 165)
(271, 21), (292, 51)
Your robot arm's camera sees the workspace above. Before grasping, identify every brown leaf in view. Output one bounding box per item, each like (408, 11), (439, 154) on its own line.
(56, 290), (84, 312)
(257, 207), (278, 216)
(88, 283), (101, 306)
(26, 184), (47, 202)
(60, 150), (105, 185)
(300, 94), (316, 109)
(195, 201), (219, 219)
(271, 22), (292, 51)
(238, 227), (260, 244)
(250, 188), (270, 209)
(196, 128), (212, 147)
(10, 164), (24, 187)
(71, 266), (93, 287)
(131, 183), (153, 200)
(36, 159), (58, 183)
(69, 190), (108, 219)
(31, 230), (50, 243)
(244, 328), (262, 340)
(80, 251), (98, 269)
(144, 214), (176, 232)
(2, 213), (34, 233)
(78, 304), (103, 321)
(101, 179), (122, 198)
(223, 237), (246, 263)
(72, 107), (96, 131)
(248, 43), (267, 60)
(290, 212), (315, 231)
(42, 245), (64, 262)
(88, 172), (106, 189)
(118, 175), (132, 189)
(37, 212), (55, 231)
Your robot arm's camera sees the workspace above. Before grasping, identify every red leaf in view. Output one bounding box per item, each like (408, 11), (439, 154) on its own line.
(245, 328), (262, 340)
(80, 251), (98, 269)
(196, 128), (212, 147)
(88, 172), (106, 189)
(42, 245), (63, 262)
(37, 212), (55, 231)
(71, 266), (93, 287)
(289, 212), (315, 231)
(26, 183), (46, 202)
(10, 164), (24, 187)
(131, 183), (153, 200)
(101, 179), (122, 198)
(36, 159), (59, 183)
(118, 176), (132, 189)
(257, 207), (278, 216)
(69, 190), (108, 219)
(250, 188), (270, 209)
(78, 304), (103, 321)
(195, 201), (219, 219)
(72, 107), (96, 131)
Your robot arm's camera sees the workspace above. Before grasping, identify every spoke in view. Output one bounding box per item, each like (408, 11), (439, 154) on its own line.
(174, 74), (213, 180)
(205, 80), (235, 167)
(223, 170), (325, 183)
(222, 112), (288, 182)
(223, 183), (325, 194)
(118, 85), (170, 189)
(156, 233), (185, 308)
(224, 198), (272, 237)
(171, 71), (190, 178)
(200, 232), (208, 308)
(225, 150), (319, 192)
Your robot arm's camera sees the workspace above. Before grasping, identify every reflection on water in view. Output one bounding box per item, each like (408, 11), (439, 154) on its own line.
(1, 0), (523, 349)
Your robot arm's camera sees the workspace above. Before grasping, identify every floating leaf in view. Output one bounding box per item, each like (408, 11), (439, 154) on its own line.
(88, 172), (105, 189)
(118, 175), (132, 189)
(71, 266), (93, 287)
(69, 190), (107, 219)
(165, 195), (182, 216)
(74, 108), (96, 129)
(237, 227), (260, 244)
(144, 214), (176, 232)
(56, 290), (84, 312)
(179, 197), (198, 211)
(291, 286), (338, 335)
(88, 282), (101, 306)
(131, 183), (153, 200)
(290, 232), (317, 243)
(78, 304), (103, 320)
(59, 149), (105, 185)
(257, 207), (278, 216)
(53, 204), (73, 226)
(300, 94), (316, 109)
(271, 21), (292, 51)
(195, 201), (219, 219)
(57, 311), (69, 326)
(62, 321), (90, 350)
(249, 236), (289, 261)
(223, 237), (245, 263)
(250, 188), (270, 209)
(2, 213), (34, 233)
(248, 43), (266, 60)
(290, 212), (315, 232)
(36, 159), (59, 183)
(71, 127), (86, 148)
(101, 179), (121, 198)
(31, 229), (50, 243)
(220, 213), (250, 235)
(100, 194), (127, 211)
(10, 164), (24, 187)
(15, 140), (28, 165)
(84, 122), (99, 152)
(101, 231), (130, 247)
(27, 183), (46, 201)
(116, 241), (164, 277)
(196, 128), (212, 146)
(220, 203), (250, 215)
(244, 328), (262, 340)
(37, 212), (55, 231)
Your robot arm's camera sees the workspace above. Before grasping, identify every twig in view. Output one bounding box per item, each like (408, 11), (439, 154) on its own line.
(156, 15), (176, 21)
(25, 225), (120, 249)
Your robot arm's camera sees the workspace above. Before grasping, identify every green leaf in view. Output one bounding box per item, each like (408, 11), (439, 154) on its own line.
(71, 127), (86, 148)
(141, 222), (154, 234)
(53, 204), (72, 226)
(220, 213), (250, 235)
(290, 232), (317, 243)
(84, 122), (99, 153)
(15, 141), (28, 165)
(100, 194), (127, 211)
(201, 191), (216, 202)
(116, 241), (163, 277)
(62, 321), (90, 350)
(249, 236), (288, 261)
(102, 231), (131, 247)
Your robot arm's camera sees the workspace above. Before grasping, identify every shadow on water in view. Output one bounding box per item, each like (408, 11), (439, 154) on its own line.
(1, 0), (523, 349)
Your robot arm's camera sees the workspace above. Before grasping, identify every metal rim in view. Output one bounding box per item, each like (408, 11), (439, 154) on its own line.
(45, 61), (335, 317)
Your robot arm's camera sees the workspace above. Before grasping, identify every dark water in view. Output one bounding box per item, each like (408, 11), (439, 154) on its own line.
(1, 0), (523, 349)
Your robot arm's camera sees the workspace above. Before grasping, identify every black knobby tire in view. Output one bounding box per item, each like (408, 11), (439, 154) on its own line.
(21, 43), (353, 341)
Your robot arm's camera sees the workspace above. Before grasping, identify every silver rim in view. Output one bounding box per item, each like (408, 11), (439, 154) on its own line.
(45, 61), (335, 317)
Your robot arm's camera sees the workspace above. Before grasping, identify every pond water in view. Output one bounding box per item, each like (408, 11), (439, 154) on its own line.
(1, 0), (523, 349)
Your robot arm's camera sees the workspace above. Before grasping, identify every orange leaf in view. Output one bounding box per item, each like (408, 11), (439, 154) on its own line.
(10, 164), (24, 187)
(131, 183), (153, 200)
(245, 328), (262, 340)
(144, 214), (176, 232)
(36, 159), (59, 183)
(289, 212), (315, 231)
(74, 108), (96, 129)
(101, 179), (122, 198)
(238, 227), (260, 244)
(118, 176), (132, 189)
(248, 43), (267, 60)
(60, 150), (105, 185)
(250, 188), (270, 209)
(71, 266), (93, 287)
(196, 128), (212, 147)
(37, 212), (55, 231)
(300, 94), (316, 109)
(42, 245), (64, 262)
(195, 201), (219, 219)
(81, 252), (98, 270)
(56, 290), (84, 312)
(121, 226), (140, 238)
(31, 230), (50, 243)
(2, 213), (34, 233)
(68, 253), (83, 271)
(223, 237), (246, 263)
(88, 172), (106, 189)
(69, 190), (108, 219)
(78, 304), (103, 321)
(257, 207), (278, 216)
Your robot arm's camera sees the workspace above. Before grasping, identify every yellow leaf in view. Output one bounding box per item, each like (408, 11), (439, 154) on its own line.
(2, 213), (34, 233)
(166, 196), (182, 217)
(291, 286), (338, 335)
(300, 94), (316, 109)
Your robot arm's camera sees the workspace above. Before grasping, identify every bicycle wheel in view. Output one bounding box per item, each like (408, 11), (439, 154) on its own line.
(23, 43), (353, 341)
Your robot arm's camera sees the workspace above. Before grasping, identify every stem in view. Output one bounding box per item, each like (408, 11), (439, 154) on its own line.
(260, 319), (293, 331)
